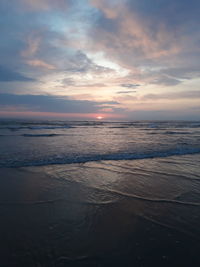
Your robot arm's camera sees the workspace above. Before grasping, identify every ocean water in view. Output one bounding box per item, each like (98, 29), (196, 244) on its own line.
(1, 120), (200, 266)
(0, 120), (200, 167)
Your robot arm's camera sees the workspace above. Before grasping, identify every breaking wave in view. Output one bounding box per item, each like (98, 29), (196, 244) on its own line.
(1, 147), (200, 167)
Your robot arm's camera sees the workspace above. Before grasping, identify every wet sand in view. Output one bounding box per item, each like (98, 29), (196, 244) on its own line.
(0, 154), (200, 266)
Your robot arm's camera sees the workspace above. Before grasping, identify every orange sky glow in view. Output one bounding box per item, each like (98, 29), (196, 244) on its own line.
(0, 111), (124, 120)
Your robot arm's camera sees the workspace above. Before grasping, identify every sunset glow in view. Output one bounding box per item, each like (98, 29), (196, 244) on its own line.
(0, 0), (199, 120)
(1, 2), (200, 265)
(97, 116), (103, 120)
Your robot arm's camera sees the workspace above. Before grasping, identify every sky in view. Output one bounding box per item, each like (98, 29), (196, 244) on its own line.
(0, 0), (199, 120)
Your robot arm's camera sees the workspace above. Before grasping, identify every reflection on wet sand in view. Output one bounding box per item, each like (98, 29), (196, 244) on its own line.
(0, 154), (200, 266)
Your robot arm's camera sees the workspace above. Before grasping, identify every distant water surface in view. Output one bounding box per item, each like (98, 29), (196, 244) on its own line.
(0, 120), (200, 167)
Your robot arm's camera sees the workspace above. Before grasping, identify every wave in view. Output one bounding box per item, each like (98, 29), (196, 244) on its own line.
(1, 121), (200, 131)
(164, 131), (193, 135)
(28, 125), (72, 130)
(23, 133), (62, 137)
(148, 131), (193, 135)
(108, 126), (129, 129)
(1, 147), (200, 167)
(8, 126), (72, 131)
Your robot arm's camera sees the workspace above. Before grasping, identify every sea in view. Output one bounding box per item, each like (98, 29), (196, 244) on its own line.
(0, 120), (200, 266)
(0, 120), (200, 167)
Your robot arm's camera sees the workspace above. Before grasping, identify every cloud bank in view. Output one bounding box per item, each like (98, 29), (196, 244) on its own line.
(0, 0), (199, 119)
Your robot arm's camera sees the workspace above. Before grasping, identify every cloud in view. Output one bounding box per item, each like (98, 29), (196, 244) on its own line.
(26, 59), (55, 70)
(150, 76), (181, 86)
(125, 108), (200, 121)
(90, 1), (180, 65)
(162, 66), (200, 80)
(90, 0), (123, 19)
(0, 93), (121, 114)
(117, 91), (136, 94)
(120, 83), (140, 89)
(61, 78), (107, 88)
(20, 0), (70, 12)
(64, 51), (114, 74)
(0, 66), (34, 82)
(89, 0), (200, 87)
(0, 0), (199, 120)
(115, 90), (200, 103)
(127, 0), (200, 27)
(142, 90), (200, 100)
(21, 34), (41, 57)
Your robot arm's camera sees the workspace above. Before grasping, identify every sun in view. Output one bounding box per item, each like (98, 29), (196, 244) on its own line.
(96, 116), (103, 120)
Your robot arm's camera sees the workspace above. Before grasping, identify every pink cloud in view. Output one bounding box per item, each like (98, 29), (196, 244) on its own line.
(89, 1), (180, 73)
(21, 34), (41, 57)
(20, 0), (69, 11)
(90, 0), (121, 19)
(26, 59), (55, 70)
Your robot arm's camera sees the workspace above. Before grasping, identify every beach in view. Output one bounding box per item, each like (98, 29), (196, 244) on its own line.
(1, 0), (200, 265)
(1, 153), (200, 266)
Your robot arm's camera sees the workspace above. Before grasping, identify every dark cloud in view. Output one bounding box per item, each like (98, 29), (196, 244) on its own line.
(0, 0), (199, 119)
(150, 76), (181, 86)
(120, 84), (140, 89)
(117, 91), (136, 94)
(0, 94), (120, 113)
(60, 78), (75, 86)
(90, 0), (200, 88)
(162, 66), (200, 80)
(127, 0), (200, 27)
(0, 66), (34, 82)
(64, 51), (114, 74)
(19, 0), (72, 12)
